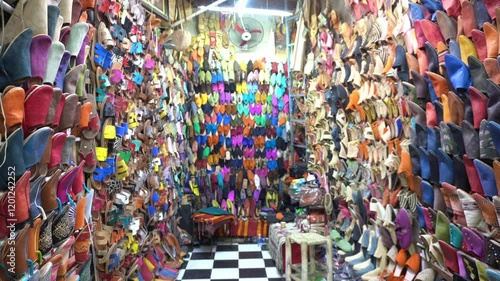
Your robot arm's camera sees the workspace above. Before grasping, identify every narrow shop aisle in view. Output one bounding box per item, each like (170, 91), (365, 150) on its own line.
(177, 241), (286, 281)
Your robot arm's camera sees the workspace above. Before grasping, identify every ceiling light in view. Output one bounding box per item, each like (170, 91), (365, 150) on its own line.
(235, 0), (248, 8)
(200, 5), (293, 17)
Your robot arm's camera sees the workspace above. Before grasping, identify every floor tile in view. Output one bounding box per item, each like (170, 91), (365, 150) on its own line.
(239, 251), (263, 259)
(185, 259), (214, 270)
(215, 241), (234, 245)
(216, 244), (239, 251)
(238, 243), (263, 252)
(266, 267), (284, 278)
(182, 269), (212, 279)
(262, 250), (272, 259)
(264, 258), (276, 267)
(210, 268), (240, 279)
(176, 269), (185, 280)
(190, 252), (214, 260)
(181, 241), (284, 281)
(192, 245), (216, 253)
(213, 259), (239, 268)
(239, 268), (268, 278)
(238, 258), (265, 269)
(214, 251), (239, 260)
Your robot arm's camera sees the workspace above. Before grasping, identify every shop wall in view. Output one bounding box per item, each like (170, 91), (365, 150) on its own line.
(184, 14), (287, 62)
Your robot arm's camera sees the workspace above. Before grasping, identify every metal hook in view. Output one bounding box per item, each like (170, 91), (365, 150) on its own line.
(0, 0), (13, 14)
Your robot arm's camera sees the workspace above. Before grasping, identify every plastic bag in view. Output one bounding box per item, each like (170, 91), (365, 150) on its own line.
(289, 179), (306, 203)
(299, 185), (325, 207)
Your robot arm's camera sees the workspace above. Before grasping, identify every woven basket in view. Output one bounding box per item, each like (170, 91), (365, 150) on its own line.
(170, 29), (192, 51)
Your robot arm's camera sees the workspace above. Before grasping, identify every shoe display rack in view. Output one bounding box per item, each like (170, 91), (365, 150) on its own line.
(3, 0), (500, 280)
(0, 0), (199, 279)
(0, 0), (297, 279)
(185, 9), (292, 226)
(298, 0), (500, 280)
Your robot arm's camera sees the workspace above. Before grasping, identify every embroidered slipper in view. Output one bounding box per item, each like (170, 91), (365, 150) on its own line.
(198, 13), (208, 33)
(209, 31), (216, 49)
(222, 30), (230, 49)
(216, 29), (223, 50)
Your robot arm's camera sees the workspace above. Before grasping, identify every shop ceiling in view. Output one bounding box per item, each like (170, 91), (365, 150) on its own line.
(0, 0), (298, 30)
(193, 0), (298, 11)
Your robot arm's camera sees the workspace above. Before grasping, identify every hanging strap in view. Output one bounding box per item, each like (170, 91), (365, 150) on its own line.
(181, 0), (186, 22)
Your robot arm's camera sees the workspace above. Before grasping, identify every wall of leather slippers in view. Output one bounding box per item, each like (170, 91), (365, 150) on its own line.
(0, 0), (199, 280)
(300, 0), (500, 280)
(0, 0), (295, 280)
(181, 11), (292, 226)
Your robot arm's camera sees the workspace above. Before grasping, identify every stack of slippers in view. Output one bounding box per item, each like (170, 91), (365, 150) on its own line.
(0, 0), (195, 280)
(301, 0), (500, 280)
(184, 50), (292, 220)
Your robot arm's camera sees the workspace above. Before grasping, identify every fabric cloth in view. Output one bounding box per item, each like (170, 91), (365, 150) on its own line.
(197, 206), (234, 216)
(268, 223), (303, 272)
(215, 218), (270, 238)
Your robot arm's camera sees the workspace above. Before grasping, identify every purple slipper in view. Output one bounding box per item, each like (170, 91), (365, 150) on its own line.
(395, 208), (413, 250)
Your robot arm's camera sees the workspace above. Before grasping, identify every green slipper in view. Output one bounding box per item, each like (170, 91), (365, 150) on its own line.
(193, 122), (201, 134)
(330, 229), (352, 252)
(202, 146), (210, 159)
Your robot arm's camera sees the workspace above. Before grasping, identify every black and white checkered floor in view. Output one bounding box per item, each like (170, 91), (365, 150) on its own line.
(177, 242), (286, 281)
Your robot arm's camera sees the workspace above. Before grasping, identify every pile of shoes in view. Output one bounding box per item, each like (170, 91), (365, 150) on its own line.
(301, 0), (500, 279)
(0, 0), (96, 279)
(182, 11), (292, 220)
(0, 0), (193, 280)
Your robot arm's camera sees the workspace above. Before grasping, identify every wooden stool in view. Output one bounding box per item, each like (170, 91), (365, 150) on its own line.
(285, 232), (333, 281)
